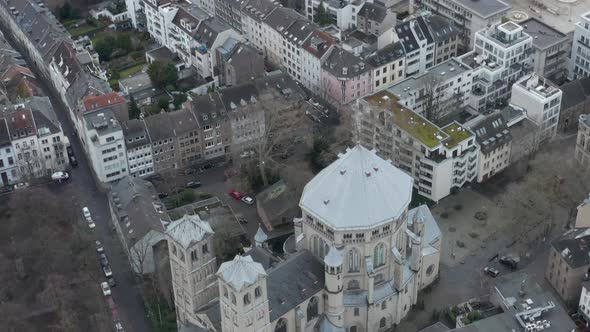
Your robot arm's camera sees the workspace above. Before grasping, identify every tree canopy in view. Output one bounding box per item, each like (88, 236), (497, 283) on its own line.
(128, 95), (141, 120)
(147, 61), (178, 90)
(313, 1), (332, 26)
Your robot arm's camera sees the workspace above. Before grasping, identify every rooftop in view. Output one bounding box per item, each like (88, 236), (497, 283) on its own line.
(552, 233), (590, 269)
(366, 41), (405, 67)
(146, 46), (180, 63)
(515, 74), (561, 100)
(520, 17), (568, 50)
(84, 92), (126, 112)
(441, 122), (473, 149)
(467, 112), (512, 154)
(454, 0), (511, 18)
(423, 14), (458, 43)
(217, 255), (266, 292)
(299, 144), (413, 231)
(165, 214), (214, 250)
(83, 107), (121, 135)
(322, 48), (370, 78)
(364, 91), (447, 149)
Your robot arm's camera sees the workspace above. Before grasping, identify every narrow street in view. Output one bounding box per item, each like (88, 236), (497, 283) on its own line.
(7, 43), (153, 332)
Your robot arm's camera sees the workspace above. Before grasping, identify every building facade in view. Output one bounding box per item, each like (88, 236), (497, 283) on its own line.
(121, 119), (154, 178)
(569, 12), (590, 81)
(520, 18), (570, 82)
(575, 114), (590, 169)
(546, 232), (590, 304)
(321, 48), (372, 106)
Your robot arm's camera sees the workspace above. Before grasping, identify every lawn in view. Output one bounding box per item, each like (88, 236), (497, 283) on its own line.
(441, 122), (473, 148)
(68, 22), (105, 38)
(119, 62), (146, 78)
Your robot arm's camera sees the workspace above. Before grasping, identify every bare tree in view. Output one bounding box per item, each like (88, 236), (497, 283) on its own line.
(129, 231), (163, 275)
(421, 72), (444, 122)
(16, 148), (46, 182)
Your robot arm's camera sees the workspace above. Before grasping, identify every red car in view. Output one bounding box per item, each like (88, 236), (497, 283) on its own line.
(229, 190), (242, 200)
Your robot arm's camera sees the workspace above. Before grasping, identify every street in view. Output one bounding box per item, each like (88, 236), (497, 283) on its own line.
(31, 74), (153, 332)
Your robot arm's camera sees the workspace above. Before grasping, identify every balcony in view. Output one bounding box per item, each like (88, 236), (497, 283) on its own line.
(455, 161), (466, 168)
(468, 163), (476, 171)
(469, 155), (477, 163)
(454, 169), (466, 177)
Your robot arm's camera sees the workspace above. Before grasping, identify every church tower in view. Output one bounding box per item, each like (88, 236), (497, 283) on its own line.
(217, 255), (271, 332)
(324, 246), (345, 329)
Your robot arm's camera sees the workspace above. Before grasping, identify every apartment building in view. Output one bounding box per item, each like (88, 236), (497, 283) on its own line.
(218, 42), (265, 87)
(423, 14), (459, 65)
(575, 113), (590, 169)
(466, 112), (512, 183)
(81, 107), (129, 182)
(520, 18), (570, 82)
(379, 15), (434, 77)
(168, 109), (202, 168)
(168, 4), (209, 67)
(0, 118), (17, 186)
(559, 77), (590, 133)
(546, 232), (590, 304)
(215, 0), (244, 32)
(388, 58), (473, 121)
(305, 0), (365, 30)
(356, 2), (396, 37)
(321, 48), (372, 106)
(188, 94), (232, 161)
(356, 90), (478, 202)
(144, 0), (178, 47)
(193, 0), (215, 16)
(125, 0), (145, 29)
(420, 0), (511, 51)
(193, 18), (242, 79)
(121, 119), (154, 178)
(301, 29), (336, 93)
(511, 74), (562, 140)
(240, 0), (280, 54)
(144, 112), (177, 173)
(579, 281), (590, 325)
(459, 21), (533, 112)
(366, 41), (405, 92)
(569, 11), (590, 80)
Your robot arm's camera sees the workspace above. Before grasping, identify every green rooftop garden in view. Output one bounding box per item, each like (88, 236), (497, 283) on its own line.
(365, 91), (446, 149)
(441, 122), (473, 148)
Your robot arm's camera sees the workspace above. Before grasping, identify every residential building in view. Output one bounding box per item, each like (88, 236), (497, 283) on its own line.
(321, 48), (372, 106)
(366, 41), (405, 92)
(89, 2), (131, 24)
(388, 58), (473, 121)
(121, 119), (154, 178)
(108, 176), (168, 274)
(379, 15), (435, 77)
(0, 118), (17, 186)
(559, 77), (590, 133)
(240, 0), (279, 56)
(423, 14), (459, 65)
(579, 281), (590, 325)
(459, 21), (534, 112)
(356, 2), (396, 37)
(144, 0), (179, 47)
(420, 0), (511, 51)
(172, 144), (442, 332)
(305, 0), (365, 30)
(569, 11), (590, 80)
(214, 0), (244, 32)
(465, 112), (512, 183)
(510, 74), (562, 140)
(546, 230), (590, 304)
(168, 109), (202, 168)
(301, 29), (336, 93)
(83, 91), (129, 123)
(118, 72), (167, 108)
(357, 90), (479, 202)
(520, 17), (570, 82)
(193, 0), (215, 16)
(193, 17), (242, 79)
(575, 195), (590, 229)
(80, 107), (129, 182)
(218, 42), (265, 87)
(575, 113), (590, 169)
(188, 94), (232, 161)
(144, 111), (177, 173)
(125, 0), (146, 29)
(168, 4), (210, 68)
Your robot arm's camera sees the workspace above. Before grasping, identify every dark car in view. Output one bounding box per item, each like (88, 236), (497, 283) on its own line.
(484, 267), (500, 278)
(66, 146), (74, 157)
(99, 254), (109, 267)
(185, 181), (201, 188)
(158, 192), (169, 199)
(199, 164), (214, 172)
(184, 168), (198, 175)
(499, 256), (518, 270)
(107, 277), (116, 287)
(69, 155), (78, 167)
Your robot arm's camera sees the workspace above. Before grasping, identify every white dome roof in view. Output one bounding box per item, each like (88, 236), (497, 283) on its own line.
(324, 246), (343, 267)
(217, 255), (266, 291)
(300, 145), (413, 231)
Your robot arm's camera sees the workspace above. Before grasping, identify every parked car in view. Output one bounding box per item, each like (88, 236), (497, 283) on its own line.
(229, 190), (242, 200)
(69, 155), (78, 167)
(238, 218), (248, 224)
(484, 267), (500, 278)
(499, 256), (518, 270)
(184, 168), (198, 175)
(158, 192), (169, 199)
(103, 265), (113, 278)
(95, 241), (104, 254)
(66, 146), (74, 157)
(107, 277), (116, 287)
(241, 196), (255, 205)
(100, 281), (111, 296)
(240, 150), (255, 158)
(115, 321), (124, 332)
(99, 253), (109, 267)
(51, 171), (69, 182)
(87, 218), (96, 229)
(199, 164), (214, 172)
(82, 207), (91, 219)
(185, 181), (201, 189)
(13, 182), (28, 190)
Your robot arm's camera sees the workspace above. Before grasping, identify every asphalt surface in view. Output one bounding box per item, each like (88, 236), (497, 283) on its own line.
(23, 65), (152, 332)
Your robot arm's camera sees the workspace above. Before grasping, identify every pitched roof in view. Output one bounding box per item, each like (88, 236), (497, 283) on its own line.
(84, 92), (126, 112)
(217, 255), (266, 291)
(423, 14), (458, 43)
(468, 112), (512, 154)
(241, 0), (278, 21)
(302, 29), (336, 59)
(171, 5), (208, 35)
(165, 214), (214, 249)
(560, 78), (590, 110)
(300, 145), (413, 231)
(144, 111), (176, 141)
(195, 18), (231, 48)
(366, 41), (405, 67)
(0, 118), (10, 146)
(551, 233), (590, 269)
(121, 119), (150, 149)
(322, 48), (370, 78)
(358, 2), (387, 23)
(3, 108), (36, 137)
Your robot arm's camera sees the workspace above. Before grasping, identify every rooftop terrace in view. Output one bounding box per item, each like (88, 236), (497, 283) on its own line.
(441, 122), (473, 148)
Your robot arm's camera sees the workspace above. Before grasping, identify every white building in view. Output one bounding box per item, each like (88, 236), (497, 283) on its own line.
(301, 29), (336, 92)
(0, 119), (17, 186)
(459, 21), (533, 112)
(357, 90), (479, 202)
(520, 18), (570, 82)
(511, 74), (562, 140)
(144, 0), (178, 47)
(125, 0), (144, 29)
(168, 144), (442, 332)
(579, 281), (590, 325)
(121, 119), (154, 178)
(366, 41), (405, 93)
(569, 12), (590, 80)
(420, 0), (511, 51)
(193, 0), (216, 16)
(89, 3), (130, 23)
(80, 107), (129, 183)
(305, 0), (365, 31)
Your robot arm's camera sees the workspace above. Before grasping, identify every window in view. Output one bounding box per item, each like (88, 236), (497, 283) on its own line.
(243, 293), (251, 305)
(380, 317), (386, 328)
(190, 250), (198, 262)
(348, 279), (360, 289)
(354, 308), (359, 316)
(381, 301), (387, 310)
(202, 243), (209, 254)
(223, 287), (228, 298)
(275, 318), (287, 332)
(348, 248), (360, 272)
(373, 243), (386, 267)
(306, 296), (319, 321)
(106, 136), (115, 142)
(351, 326), (357, 332)
(255, 287), (262, 298)
(231, 293), (237, 305)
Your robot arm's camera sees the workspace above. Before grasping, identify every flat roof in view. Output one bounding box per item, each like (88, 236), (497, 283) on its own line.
(454, 0), (511, 18)
(520, 17), (568, 49)
(509, 0), (590, 34)
(441, 122), (473, 148)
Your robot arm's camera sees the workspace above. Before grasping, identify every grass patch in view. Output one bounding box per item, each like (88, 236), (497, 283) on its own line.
(68, 23), (105, 38)
(441, 122), (473, 148)
(147, 298), (177, 332)
(119, 62), (146, 78)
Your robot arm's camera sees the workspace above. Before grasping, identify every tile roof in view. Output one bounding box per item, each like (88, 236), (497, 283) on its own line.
(300, 145), (413, 231)
(302, 29), (336, 59)
(3, 108), (36, 137)
(423, 14), (458, 43)
(358, 2), (387, 23)
(121, 119), (150, 149)
(144, 111), (176, 141)
(366, 41), (405, 67)
(241, 0), (278, 21)
(84, 92), (126, 112)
